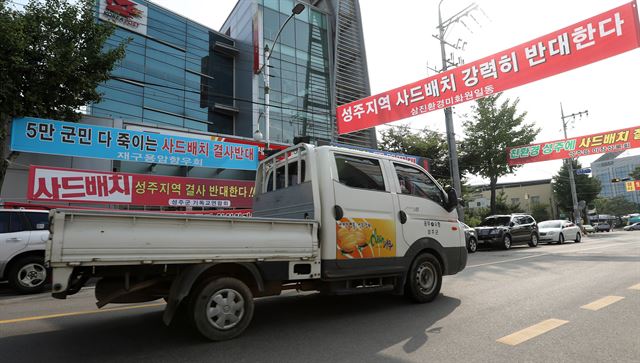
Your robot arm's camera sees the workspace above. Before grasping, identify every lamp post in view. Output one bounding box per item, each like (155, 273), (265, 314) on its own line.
(257, 2), (305, 149)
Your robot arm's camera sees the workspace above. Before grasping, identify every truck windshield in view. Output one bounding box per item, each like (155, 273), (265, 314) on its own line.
(479, 217), (511, 227)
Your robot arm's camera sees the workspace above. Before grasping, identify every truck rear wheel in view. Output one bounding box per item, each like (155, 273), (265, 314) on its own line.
(190, 277), (254, 341)
(405, 253), (442, 303)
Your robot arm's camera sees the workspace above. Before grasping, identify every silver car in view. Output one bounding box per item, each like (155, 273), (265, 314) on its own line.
(0, 209), (50, 293)
(538, 220), (581, 244)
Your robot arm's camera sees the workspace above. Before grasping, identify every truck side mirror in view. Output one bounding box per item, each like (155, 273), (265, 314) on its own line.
(446, 188), (458, 211)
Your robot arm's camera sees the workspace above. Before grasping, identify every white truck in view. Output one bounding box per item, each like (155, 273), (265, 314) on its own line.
(47, 144), (467, 340)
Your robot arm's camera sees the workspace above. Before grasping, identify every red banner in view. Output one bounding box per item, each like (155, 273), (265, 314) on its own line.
(337, 1), (640, 134)
(27, 166), (255, 208)
(507, 126), (640, 165)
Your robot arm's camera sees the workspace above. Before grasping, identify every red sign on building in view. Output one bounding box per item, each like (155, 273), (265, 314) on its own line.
(28, 166), (255, 208)
(507, 126), (640, 165)
(336, 1), (640, 134)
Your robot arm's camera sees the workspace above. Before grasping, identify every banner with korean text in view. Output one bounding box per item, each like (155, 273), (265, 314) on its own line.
(337, 1), (640, 134)
(11, 117), (259, 170)
(27, 166), (255, 208)
(507, 126), (640, 165)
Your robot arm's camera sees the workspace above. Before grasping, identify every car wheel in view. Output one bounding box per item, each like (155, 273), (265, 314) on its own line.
(502, 234), (512, 250)
(575, 232), (581, 243)
(558, 233), (564, 245)
(405, 253), (442, 303)
(7, 256), (48, 294)
(467, 237), (477, 253)
(190, 277), (255, 341)
(528, 233), (538, 247)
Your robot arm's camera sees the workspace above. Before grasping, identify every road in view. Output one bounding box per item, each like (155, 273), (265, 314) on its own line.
(1, 231), (639, 362)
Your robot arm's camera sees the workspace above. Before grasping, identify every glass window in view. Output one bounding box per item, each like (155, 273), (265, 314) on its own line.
(25, 212), (49, 230)
(335, 154), (386, 191)
(295, 19), (309, 51)
(264, 0), (279, 11)
(263, 7), (280, 41)
(394, 163), (444, 205)
(279, 0), (294, 14)
(530, 196), (540, 205)
(0, 212), (25, 233)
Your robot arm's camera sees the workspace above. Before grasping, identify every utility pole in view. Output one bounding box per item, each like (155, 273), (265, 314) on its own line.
(433, 1), (484, 221)
(560, 103), (588, 226)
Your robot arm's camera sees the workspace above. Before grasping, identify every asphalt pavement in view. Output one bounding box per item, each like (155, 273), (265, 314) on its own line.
(1, 231), (639, 362)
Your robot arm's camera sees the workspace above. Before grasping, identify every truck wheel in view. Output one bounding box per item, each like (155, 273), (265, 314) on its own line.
(7, 256), (48, 294)
(190, 277), (254, 341)
(405, 253), (442, 303)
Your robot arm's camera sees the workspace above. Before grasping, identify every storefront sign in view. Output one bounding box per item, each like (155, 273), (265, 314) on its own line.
(99, 0), (148, 35)
(27, 166), (255, 208)
(507, 126), (640, 165)
(11, 117), (259, 170)
(336, 1), (640, 134)
(625, 180), (640, 192)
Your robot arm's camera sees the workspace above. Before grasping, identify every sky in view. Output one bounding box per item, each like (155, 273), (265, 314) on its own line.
(153, 0), (640, 186)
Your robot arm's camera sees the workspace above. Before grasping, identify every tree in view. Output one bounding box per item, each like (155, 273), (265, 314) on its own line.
(630, 166), (640, 180)
(593, 196), (638, 217)
(0, 0), (127, 190)
(378, 125), (453, 184)
(460, 93), (539, 214)
(552, 160), (601, 214)
(531, 203), (550, 222)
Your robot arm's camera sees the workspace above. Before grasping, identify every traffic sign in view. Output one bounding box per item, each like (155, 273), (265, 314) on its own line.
(576, 168), (592, 175)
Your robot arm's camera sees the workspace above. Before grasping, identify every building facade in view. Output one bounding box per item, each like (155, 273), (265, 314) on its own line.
(591, 151), (640, 204)
(92, 0), (376, 147)
(92, 0), (239, 136)
(221, 0), (376, 147)
(467, 179), (558, 219)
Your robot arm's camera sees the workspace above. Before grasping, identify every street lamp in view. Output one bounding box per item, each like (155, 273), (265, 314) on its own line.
(256, 2), (305, 149)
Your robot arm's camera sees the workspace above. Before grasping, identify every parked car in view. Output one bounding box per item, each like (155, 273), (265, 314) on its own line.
(538, 220), (581, 244)
(0, 209), (50, 294)
(583, 224), (595, 234)
(595, 222), (611, 232)
(623, 222), (640, 231)
(475, 214), (539, 250)
(461, 222), (477, 253)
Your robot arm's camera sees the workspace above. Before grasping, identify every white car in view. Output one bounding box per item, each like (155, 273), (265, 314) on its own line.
(538, 220), (581, 244)
(0, 209), (50, 293)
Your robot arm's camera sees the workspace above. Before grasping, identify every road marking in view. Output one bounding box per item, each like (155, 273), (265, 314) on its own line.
(0, 302), (165, 325)
(497, 319), (569, 346)
(629, 283), (640, 290)
(581, 296), (625, 311)
(467, 242), (632, 268)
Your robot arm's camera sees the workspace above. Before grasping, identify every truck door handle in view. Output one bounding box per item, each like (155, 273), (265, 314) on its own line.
(399, 211), (407, 224)
(334, 205), (344, 221)
(6, 238), (23, 242)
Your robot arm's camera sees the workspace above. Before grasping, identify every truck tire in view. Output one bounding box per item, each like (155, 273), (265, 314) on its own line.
(405, 253), (442, 303)
(7, 255), (48, 294)
(190, 277), (254, 341)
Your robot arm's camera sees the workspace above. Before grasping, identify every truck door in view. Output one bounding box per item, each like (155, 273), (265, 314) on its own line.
(332, 153), (397, 260)
(391, 163), (461, 250)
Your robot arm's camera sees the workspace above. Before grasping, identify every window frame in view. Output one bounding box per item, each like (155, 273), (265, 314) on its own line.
(393, 162), (446, 207)
(334, 153), (387, 192)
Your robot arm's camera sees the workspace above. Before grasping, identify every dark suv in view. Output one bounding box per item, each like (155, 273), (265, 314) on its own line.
(475, 214), (539, 250)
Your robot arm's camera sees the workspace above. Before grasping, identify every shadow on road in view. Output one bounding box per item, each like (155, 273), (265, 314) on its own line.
(0, 292), (461, 362)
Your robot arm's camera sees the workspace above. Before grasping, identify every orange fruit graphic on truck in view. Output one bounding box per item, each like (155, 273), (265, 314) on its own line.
(337, 228), (367, 254)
